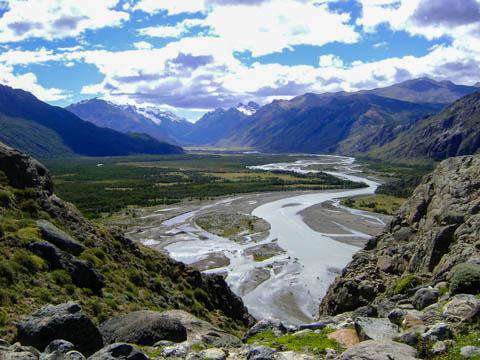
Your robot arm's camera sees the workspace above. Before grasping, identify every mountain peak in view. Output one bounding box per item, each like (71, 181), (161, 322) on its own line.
(236, 102), (260, 116)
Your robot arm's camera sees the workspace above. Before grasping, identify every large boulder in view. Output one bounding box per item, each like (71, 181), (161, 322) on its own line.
(442, 294), (480, 322)
(336, 340), (417, 360)
(37, 220), (86, 255)
(87, 343), (148, 360)
(354, 317), (400, 341)
(16, 302), (103, 356)
(99, 310), (187, 346)
(29, 241), (104, 293)
(412, 288), (439, 310)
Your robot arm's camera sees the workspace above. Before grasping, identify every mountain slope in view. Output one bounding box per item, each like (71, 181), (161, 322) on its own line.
(224, 92), (442, 154)
(364, 77), (479, 104)
(0, 141), (253, 342)
(66, 99), (194, 144)
(0, 85), (183, 158)
(372, 91), (480, 160)
(185, 103), (259, 145)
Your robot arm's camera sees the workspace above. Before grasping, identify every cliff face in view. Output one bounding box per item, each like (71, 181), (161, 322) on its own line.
(319, 154), (480, 315)
(0, 142), (253, 341)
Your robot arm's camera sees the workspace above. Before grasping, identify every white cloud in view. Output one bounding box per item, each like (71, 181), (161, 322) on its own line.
(201, 0), (358, 56)
(133, 41), (153, 50)
(319, 54), (344, 68)
(138, 19), (205, 39)
(0, 0), (129, 43)
(0, 63), (67, 101)
(133, 0), (207, 15)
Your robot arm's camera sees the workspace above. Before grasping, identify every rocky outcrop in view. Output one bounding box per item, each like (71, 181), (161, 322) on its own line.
(36, 220), (86, 255)
(320, 154), (480, 316)
(0, 141), (52, 193)
(16, 302), (103, 356)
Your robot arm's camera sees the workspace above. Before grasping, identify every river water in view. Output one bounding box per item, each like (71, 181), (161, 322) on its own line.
(164, 155), (382, 324)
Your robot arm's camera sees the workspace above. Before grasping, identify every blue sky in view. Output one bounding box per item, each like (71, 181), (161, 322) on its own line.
(0, 0), (479, 121)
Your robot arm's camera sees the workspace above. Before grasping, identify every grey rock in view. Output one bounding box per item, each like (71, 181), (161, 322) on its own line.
(298, 320), (334, 331)
(28, 242), (104, 293)
(412, 288), (439, 310)
(395, 326), (427, 347)
(161, 343), (189, 358)
(0, 141), (53, 193)
(195, 348), (226, 360)
(65, 351), (86, 360)
(16, 302), (103, 356)
(442, 294), (480, 322)
(431, 341), (448, 355)
(37, 220), (86, 256)
(352, 305), (378, 319)
(99, 310), (187, 346)
(0, 343), (40, 360)
(243, 319), (287, 341)
(153, 340), (175, 348)
(336, 340), (417, 360)
(460, 346), (480, 358)
(354, 317), (400, 341)
(247, 346), (276, 360)
(87, 343), (148, 360)
(421, 323), (453, 343)
(41, 340), (75, 359)
(388, 309), (407, 326)
(274, 351), (316, 359)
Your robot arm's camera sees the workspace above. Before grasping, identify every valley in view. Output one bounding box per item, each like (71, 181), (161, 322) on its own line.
(107, 155), (390, 324)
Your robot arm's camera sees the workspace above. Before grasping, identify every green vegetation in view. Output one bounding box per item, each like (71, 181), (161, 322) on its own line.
(246, 330), (341, 355)
(450, 263), (480, 295)
(358, 157), (435, 198)
(435, 330), (480, 360)
(393, 274), (422, 295)
(341, 194), (405, 216)
(45, 154), (365, 218)
(0, 174), (249, 341)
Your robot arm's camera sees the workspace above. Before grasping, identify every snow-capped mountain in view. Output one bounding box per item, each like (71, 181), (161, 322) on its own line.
(236, 102), (260, 116)
(66, 99), (194, 144)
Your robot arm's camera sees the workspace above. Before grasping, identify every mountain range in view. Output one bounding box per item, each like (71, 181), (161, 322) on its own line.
(0, 85), (183, 158)
(66, 77), (479, 160)
(1, 77), (479, 160)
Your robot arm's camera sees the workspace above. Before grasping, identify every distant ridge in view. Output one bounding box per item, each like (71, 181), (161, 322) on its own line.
(0, 85), (183, 158)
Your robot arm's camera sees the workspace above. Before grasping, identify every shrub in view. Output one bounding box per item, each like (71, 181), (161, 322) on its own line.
(450, 263), (480, 295)
(50, 270), (72, 286)
(0, 261), (16, 285)
(393, 274), (422, 295)
(12, 250), (45, 273)
(37, 288), (53, 302)
(0, 310), (7, 327)
(0, 289), (18, 306)
(0, 190), (13, 208)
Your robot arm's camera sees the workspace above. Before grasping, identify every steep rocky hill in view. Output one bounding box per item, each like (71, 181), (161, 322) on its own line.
(0, 141), (252, 345)
(0, 86), (183, 158)
(371, 92), (480, 160)
(320, 153), (480, 315)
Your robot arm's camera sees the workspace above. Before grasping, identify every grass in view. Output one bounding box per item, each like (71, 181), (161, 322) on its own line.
(435, 330), (480, 360)
(246, 330), (341, 355)
(341, 194), (405, 216)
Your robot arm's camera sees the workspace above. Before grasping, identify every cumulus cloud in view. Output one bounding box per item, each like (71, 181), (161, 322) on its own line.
(0, 63), (67, 101)
(0, 0), (129, 42)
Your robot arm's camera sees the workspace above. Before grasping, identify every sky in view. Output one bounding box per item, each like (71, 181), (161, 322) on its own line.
(0, 0), (479, 121)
